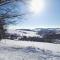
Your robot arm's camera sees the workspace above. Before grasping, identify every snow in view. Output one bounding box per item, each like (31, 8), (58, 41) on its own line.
(7, 29), (40, 37)
(0, 39), (60, 60)
(1, 39), (60, 52)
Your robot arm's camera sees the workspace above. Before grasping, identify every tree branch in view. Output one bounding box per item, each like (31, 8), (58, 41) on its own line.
(0, 0), (27, 6)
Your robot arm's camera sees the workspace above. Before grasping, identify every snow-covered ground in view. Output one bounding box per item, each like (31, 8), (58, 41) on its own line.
(0, 39), (60, 60)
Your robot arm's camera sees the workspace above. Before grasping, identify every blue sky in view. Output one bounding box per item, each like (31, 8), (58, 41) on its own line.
(9, 0), (60, 29)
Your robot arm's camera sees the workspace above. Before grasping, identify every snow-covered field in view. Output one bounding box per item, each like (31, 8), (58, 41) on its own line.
(0, 39), (60, 60)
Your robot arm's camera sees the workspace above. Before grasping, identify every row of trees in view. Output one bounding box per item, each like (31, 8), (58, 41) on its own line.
(18, 36), (53, 43)
(4, 32), (60, 43)
(0, 0), (29, 40)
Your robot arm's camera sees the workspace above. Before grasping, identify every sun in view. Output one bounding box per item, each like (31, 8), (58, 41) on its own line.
(29, 0), (45, 14)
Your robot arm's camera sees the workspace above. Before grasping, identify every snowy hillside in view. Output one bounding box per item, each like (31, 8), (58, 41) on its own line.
(7, 29), (40, 37)
(0, 39), (60, 60)
(7, 28), (60, 38)
(6, 28), (60, 43)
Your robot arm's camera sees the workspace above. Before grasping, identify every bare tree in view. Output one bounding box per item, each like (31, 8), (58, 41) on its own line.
(0, 0), (29, 40)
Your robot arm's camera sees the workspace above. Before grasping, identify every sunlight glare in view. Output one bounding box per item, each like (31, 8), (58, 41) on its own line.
(29, 0), (45, 14)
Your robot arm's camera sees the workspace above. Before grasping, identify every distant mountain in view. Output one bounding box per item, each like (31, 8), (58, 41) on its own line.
(6, 28), (60, 43)
(16, 29), (35, 32)
(16, 28), (58, 38)
(7, 28), (60, 38)
(34, 28), (60, 34)
(7, 29), (40, 37)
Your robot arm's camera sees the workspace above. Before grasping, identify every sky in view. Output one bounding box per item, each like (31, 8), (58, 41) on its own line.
(8, 0), (60, 29)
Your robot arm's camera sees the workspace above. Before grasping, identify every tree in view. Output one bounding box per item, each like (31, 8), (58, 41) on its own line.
(0, 0), (29, 40)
